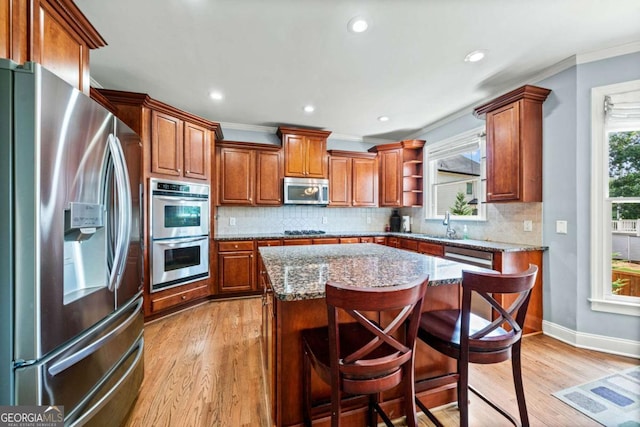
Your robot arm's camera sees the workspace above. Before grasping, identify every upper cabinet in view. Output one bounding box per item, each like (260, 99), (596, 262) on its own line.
(368, 139), (425, 207)
(217, 141), (283, 206)
(474, 85), (551, 203)
(328, 150), (378, 207)
(1, 0), (106, 94)
(277, 126), (331, 178)
(96, 89), (222, 182)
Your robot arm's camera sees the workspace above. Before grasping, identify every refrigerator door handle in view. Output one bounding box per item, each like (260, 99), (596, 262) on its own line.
(47, 298), (143, 377)
(106, 134), (132, 291)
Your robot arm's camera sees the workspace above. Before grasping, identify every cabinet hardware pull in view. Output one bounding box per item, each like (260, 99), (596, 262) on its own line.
(181, 295), (187, 300)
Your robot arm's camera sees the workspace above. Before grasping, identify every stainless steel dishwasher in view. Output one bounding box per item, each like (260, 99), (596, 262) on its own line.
(443, 246), (494, 319)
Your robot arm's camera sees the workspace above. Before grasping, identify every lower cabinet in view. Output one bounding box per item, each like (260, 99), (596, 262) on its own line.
(217, 240), (257, 294)
(149, 282), (210, 314)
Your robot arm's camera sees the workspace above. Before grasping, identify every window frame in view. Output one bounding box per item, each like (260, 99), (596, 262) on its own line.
(590, 79), (640, 316)
(424, 126), (486, 221)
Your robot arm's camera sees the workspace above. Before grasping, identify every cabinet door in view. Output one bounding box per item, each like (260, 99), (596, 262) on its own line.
(218, 251), (255, 293)
(256, 150), (282, 205)
(151, 111), (183, 176)
(486, 101), (520, 202)
(379, 149), (402, 207)
(33, 0), (91, 93)
(218, 147), (254, 205)
(283, 134), (307, 177)
(352, 157), (378, 207)
(183, 122), (210, 180)
(418, 242), (444, 257)
(305, 136), (327, 178)
(2, 0), (28, 63)
(328, 156), (351, 206)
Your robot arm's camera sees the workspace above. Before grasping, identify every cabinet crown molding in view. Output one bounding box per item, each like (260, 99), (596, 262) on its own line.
(218, 140), (282, 151)
(46, 0), (107, 49)
(276, 126), (332, 139)
(367, 139), (425, 153)
(96, 88), (223, 140)
(473, 84), (552, 118)
(327, 150), (377, 159)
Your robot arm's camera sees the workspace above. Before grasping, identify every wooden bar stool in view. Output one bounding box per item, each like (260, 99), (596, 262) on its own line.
(301, 276), (430, 427)
(415, 265), (538, 427)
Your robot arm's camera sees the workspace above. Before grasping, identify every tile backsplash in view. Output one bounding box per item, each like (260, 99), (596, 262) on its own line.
(215, 203), (542, 246)
(408, 202), (543, 246)
(216, 206), (395, 235)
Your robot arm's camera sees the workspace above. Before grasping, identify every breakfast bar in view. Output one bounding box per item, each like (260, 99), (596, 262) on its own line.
(259, 243), (492, 427)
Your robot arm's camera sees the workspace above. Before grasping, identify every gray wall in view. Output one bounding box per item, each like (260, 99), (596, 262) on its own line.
(542, 51), (640, 341)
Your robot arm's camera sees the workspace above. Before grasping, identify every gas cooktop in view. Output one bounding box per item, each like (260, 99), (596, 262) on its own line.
(283, 230), (326, 235)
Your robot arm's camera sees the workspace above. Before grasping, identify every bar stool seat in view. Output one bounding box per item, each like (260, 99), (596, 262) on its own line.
(415, 265), (538, 427)
(302, 276), (429, 427)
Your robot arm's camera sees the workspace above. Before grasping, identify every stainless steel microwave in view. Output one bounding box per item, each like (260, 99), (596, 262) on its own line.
(283, 177), (329, 205)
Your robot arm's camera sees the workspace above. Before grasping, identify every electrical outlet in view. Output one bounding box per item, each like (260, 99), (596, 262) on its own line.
(366, 217), (372, 224)
(229, 217), (236, 226)
(556, 220), (567, 234)
(322, 216), (328, 224)
(523, 220), (533, 232)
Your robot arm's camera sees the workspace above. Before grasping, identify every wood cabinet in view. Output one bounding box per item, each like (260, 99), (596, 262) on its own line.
(328, 150), (378, 207)
(96, 89), (222, 319)
(216, 141), (283, 206)
(256, 240), (282, 291)
(149, 282), (210, 314)
(474, 85), (551, 203)
(97, 90), (221, 182)
(369, 139), (425, 207)
(418, 241), (445, 257)
(150, 110), (211, 180)
(1, 0), (106, 94)
(277, 126), (331, 178)
(217, 240), (257, 294)
(312, 238), (340, 244)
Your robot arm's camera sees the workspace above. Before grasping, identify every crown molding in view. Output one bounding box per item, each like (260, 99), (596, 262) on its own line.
(218, 122), (277, 133)
(577, 40), (640, 65)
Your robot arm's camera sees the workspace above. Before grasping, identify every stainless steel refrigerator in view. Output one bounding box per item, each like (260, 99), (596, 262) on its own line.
(0, 60), (144, 426)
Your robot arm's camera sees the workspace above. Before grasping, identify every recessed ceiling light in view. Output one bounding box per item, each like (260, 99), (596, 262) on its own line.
(347, 16), (369, 33)
(303, 105), (315, 113)
(464, 50), (486, 63)
(209, 91), (224, 100)
(377, 116), (389, 122)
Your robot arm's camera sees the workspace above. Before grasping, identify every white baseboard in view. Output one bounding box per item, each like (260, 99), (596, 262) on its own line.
(542, 321), (640, 359)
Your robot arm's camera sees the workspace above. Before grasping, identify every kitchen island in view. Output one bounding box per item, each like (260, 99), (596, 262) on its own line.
(259, 243), (492, 427)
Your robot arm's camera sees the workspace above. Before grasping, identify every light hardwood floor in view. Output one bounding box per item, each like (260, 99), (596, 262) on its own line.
(124, 297), (638, 427)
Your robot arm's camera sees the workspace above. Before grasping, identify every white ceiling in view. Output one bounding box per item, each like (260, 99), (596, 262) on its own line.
(76, 0), (640, 142)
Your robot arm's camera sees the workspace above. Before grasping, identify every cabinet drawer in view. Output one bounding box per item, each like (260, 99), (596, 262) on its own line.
(284, 239), (313, 246)
(339, 237), (360, 244)
(312, 238), (340, 244)
(150, 283), (209, 312)
(359, 237), (374, 243)
(256, 239), (283, 247)
(418, 242), (444, 257)
(400, 238), (418, 251)
(218, 241), (254, 252)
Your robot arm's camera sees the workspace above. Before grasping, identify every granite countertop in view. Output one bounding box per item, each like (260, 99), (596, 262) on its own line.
(259, 243), (494, 301)
(216, 231), (546, 252)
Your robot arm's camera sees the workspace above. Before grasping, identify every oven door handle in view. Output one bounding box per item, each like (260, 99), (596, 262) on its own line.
(154, 196), (205, 203)
(155, 236), (208, 247)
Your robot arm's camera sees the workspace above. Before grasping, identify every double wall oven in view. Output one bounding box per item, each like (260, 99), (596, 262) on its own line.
(150, 178), (210, 292)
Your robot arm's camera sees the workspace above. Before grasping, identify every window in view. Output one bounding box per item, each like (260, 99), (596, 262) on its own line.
(591, 80), (640, 316)
(425, 127), (486, 220)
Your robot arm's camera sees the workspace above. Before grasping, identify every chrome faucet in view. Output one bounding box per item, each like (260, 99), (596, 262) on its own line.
(443, 211), (456, 239)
